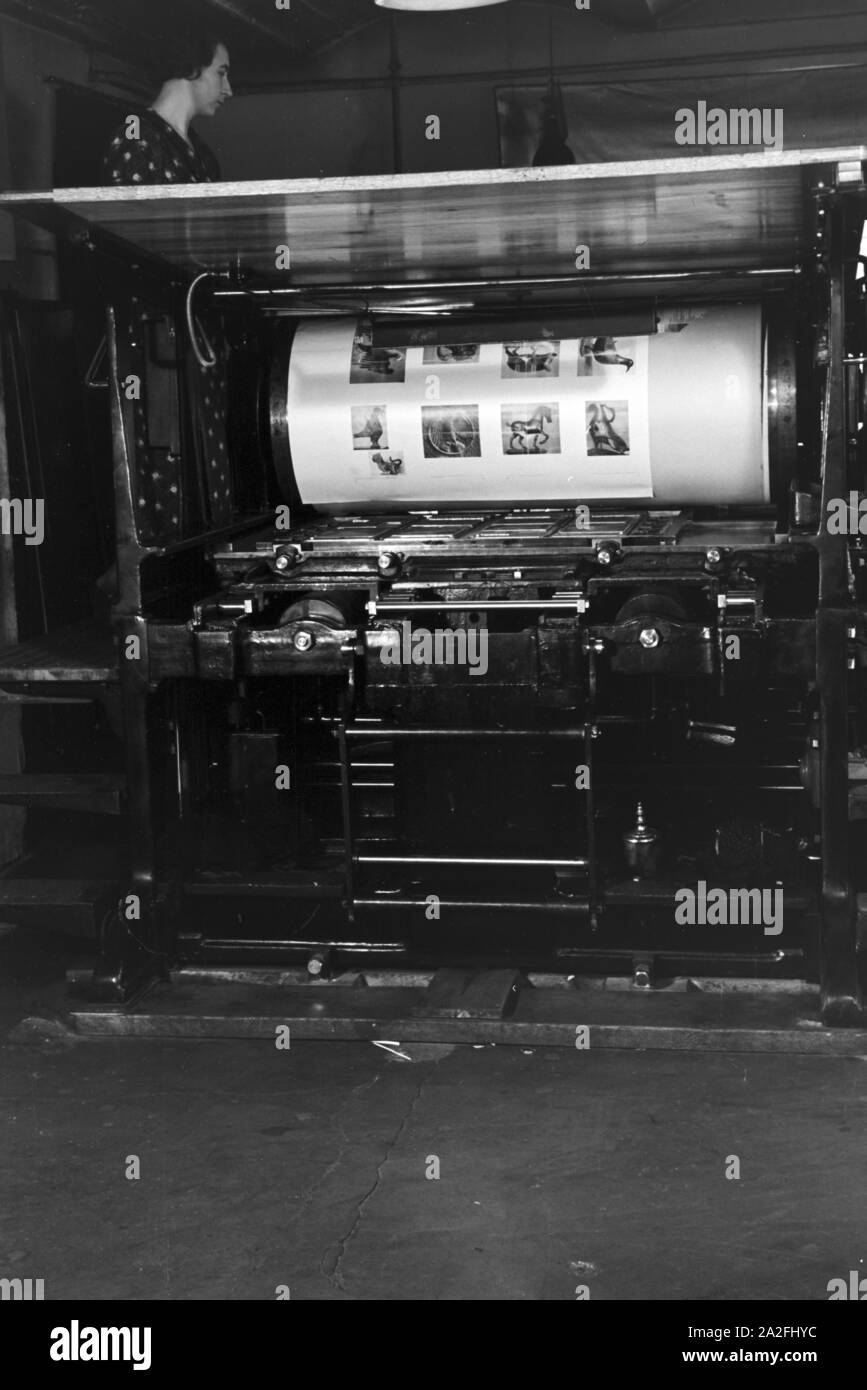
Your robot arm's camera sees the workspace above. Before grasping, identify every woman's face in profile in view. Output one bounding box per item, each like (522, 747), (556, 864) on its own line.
(191, 44), (233, 118)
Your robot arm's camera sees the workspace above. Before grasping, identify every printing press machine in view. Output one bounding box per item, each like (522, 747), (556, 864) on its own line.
(3, 148), (867, 1045)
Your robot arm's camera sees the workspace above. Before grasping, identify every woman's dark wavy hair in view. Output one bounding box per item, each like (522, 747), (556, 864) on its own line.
(158, 33), (226, 82)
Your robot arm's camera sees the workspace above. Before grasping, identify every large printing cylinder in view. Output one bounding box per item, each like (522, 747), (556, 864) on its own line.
(273, 304), (775, 513)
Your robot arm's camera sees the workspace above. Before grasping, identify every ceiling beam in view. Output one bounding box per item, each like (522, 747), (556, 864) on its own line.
(595, 0), (696, 26)
(234, 37), (867, 94)
(202, 0), (306, 53)
(0, 0), (161, 55)
(289, 0), (337, 23)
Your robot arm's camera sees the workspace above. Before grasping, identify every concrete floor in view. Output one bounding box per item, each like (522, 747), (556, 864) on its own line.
(2, 930), (867, 1301)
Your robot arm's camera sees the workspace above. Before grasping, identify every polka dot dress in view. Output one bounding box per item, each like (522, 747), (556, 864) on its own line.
(104, 112), (233, 539)
(103, 109), (220, 186)
(194, 317), (234, 528)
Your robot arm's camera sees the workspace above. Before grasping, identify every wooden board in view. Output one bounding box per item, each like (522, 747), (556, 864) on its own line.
(61, 977), (867, 1052)
(0, 620), (117, 683)
(0, 878), (117, 932)
(0, 148), (863, 285)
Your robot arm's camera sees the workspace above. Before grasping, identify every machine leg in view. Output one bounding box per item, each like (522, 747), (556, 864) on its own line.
(89, 618), (164, 1003)
(817, 609), (862, 1024)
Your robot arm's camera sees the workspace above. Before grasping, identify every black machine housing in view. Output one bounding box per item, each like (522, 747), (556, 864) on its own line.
(4, 154), (867, 1026)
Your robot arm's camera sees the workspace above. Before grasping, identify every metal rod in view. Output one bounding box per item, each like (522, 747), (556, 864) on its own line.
(355, 855), (588, 868)
(345, 727), (587, 739)
(553, 948), (805, 963)
(0, 695), (94, 705)
(584, 646), (600, 930)
(608, 784), (800, 792)
(370, 599), (584, 612)
(172, 689), (184, 822)
(153, 510), (274, 558)
(219, 268), (795, 298)
(336, 721), (355, 922)
(190, 938), (407, 952)
(354, 898), (590, 913)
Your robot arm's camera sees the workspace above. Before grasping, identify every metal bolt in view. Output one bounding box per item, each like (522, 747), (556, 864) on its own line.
(706, 547), (723, 565)
(596, 544), (616, 566)
(293, 630), (314, 652)
(378, 552), (397, 573)
(639, 628), (660, 649)
(275, 553), (291, 571)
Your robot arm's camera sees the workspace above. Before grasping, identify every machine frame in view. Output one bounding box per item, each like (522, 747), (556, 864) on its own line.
(1, 149), (867, 1035)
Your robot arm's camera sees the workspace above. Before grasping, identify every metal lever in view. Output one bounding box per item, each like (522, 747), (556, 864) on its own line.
(84, 335), (108, 389)
(368, 597), (585, 615)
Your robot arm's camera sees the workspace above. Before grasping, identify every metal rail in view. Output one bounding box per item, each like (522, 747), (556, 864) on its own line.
(369, 599), (585, 613)
(344, 726), (587, 739)
(353, 898), (590, 913)
(355, 855), (588, 868)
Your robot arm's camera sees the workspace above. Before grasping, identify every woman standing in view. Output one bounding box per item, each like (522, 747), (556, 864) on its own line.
(103, 35), (232, 185)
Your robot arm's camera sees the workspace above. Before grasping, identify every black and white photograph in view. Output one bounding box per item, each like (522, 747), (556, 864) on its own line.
(0, 0), (866, 1351)
(578, 336), (636, 375)
(350, 330), (407, 383)
(501, 402), (561, 454)
(371, 449), (404, 475)
(501, 339), (560, 376)
(421, 404), (482, 457)
(351, 404), (388, 450)
(586, 399), (630, 455)
(422, 343), (481, 363)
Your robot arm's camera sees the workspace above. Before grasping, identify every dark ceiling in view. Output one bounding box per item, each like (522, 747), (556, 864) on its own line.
(0, 0), (698, 86)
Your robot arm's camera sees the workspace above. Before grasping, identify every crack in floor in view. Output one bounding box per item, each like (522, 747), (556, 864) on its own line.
(321, 1064), (439, 1292)
(285, 1073), (383, 1232)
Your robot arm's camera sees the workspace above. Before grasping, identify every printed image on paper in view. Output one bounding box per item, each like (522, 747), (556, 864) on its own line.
(586, 401), (630, 456)
(578, 337), (635, 377)
(501, 403), (561, 454)
(350, 328), (406, 383)
(501, 340), (560, 378)
(371, 451), (404, 475)
(422, 344), (481, 364)
(351, 405), (388, 450)
(286, 319), (655, 508)
(421, 405), (481, 459)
